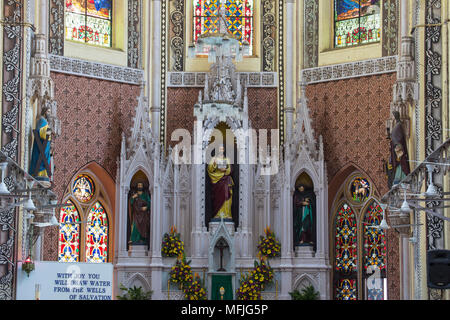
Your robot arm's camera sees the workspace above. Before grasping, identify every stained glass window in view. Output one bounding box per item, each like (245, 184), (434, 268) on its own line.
(58, 202), (81, 263)
(334, 203), (358, 300)
(65, 0), (112, 47)
(336, 279), (357, 300)
(334, 0), (381, 48)
(350, 177), (370, 203)
(364, 202), (387, 300)
(335, 204), (357, 273)
(193, 0), (253, 55)
(86, 202), (108, 263)
(72, 174), (95, 203)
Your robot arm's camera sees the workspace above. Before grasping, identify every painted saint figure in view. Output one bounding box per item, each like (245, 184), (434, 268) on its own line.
(73, 176), (94, 202)
(293, 185), (316, 246)
(386, 111), (410, 188)
(208, 145), (234, 220)
(29, 106), (52, 182)
(128, 182), (151, 245)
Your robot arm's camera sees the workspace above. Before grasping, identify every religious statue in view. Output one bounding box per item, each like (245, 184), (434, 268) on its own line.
(29, 105), (52, 183)
(207, 145), (234, 220)
(128, 181), (151, 246)
(293, 185), (316, 246)
(386, 111), (410, 188)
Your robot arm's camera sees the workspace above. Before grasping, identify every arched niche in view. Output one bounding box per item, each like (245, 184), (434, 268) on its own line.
(213, 237), (232, 273)
(293, 273), (319, 296)
(205, 122), (240, 229)
(127, 170), (151, 250)
(126, 273), (151, 293)
(293, 172), (317, 251)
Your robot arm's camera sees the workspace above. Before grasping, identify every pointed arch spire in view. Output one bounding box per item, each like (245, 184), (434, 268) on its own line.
(128, 83), (155, 155)
(289, 82), (318, 159)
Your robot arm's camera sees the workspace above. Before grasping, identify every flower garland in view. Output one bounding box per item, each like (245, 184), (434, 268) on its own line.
(257, 227), (281, 258)
(169, 255), (193, 285)
(236, 273), (263, 300)
(164, 227), (207, 300)
(236, 257), (274, 300)
(183, 274), (207, 300)
(237, 226), (280, 300)
(161, 226), (185, 257)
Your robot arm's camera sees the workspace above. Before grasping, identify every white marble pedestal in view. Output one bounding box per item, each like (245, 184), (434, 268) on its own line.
(128, 245), (148, 257)
(295, 245), (314, 258)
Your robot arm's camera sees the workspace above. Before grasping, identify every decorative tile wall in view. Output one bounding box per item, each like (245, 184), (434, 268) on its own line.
(42, 72), (141, 261)
(306, 72), (400, 300)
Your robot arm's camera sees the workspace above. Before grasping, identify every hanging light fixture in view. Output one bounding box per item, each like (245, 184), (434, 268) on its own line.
(23, 192), (36, 211)
(0, 162), (10, 195)
(378, 203), (390, 230)
(423, 164), (439, 198)
(22, 256), (35, 277)
(401, 197), (411, 214)
(50, 212), (59, 226)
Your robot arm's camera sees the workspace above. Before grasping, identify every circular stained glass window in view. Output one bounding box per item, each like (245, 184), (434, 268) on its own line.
(349, 177), (370, 204)
(72, 174), (95, 203)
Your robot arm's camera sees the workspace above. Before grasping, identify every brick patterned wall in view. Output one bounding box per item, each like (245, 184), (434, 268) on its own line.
(306, 73), (396, 195)
(166, 87), (278, 147)
(42, 72), (141, 261)
(306, 72), (400, 300)
(166, 87), (199, 147)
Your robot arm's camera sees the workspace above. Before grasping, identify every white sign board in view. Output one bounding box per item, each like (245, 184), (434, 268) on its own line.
(17, 261), (114, 300)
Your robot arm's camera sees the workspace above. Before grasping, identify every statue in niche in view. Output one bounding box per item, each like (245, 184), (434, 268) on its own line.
(29, 105), (53, 184)
(293, 184), (316, 247)
(207, 145), (234, 220)
(386, 111), (410, 188)
(128, 179), (151, 246)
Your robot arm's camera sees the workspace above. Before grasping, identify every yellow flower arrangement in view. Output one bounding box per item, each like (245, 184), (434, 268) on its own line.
(236, 258), (274, 300)
(257, 226), (281, 258)
(165, 229), (208, 300)
(169, 255), (193, 287)
(183, 274), (207, 300)
(161, 226), (185, 257)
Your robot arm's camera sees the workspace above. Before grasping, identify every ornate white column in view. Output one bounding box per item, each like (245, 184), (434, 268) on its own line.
(38, 0), (49, 37)
(285, 0), (296, 142)
(150, 0), (162, 142)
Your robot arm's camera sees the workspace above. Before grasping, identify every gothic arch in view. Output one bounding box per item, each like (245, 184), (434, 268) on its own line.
(293, 273), (319, 293)
(58, 162), (115, 263)
(291, 168), (317, 193)
(330, 200), (359, 300)
(328, 163), (381, 215)
(126, 273), (151, 293)
(329, 170), (387, 300)
(125, 167), (153, 191)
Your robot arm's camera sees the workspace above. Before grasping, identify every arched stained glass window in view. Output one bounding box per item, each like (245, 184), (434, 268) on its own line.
(336, 279), (357, 300)
(65, 0), (112, 47)
(58, 202), (81, 263)
(334, 0), (381, 48)
(335, 204), (357, 273)
(363, 202), (387, 300)
(86, 202), (109, 263)
(334, 203), (358, 300)
(193, 0), (253, 55)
